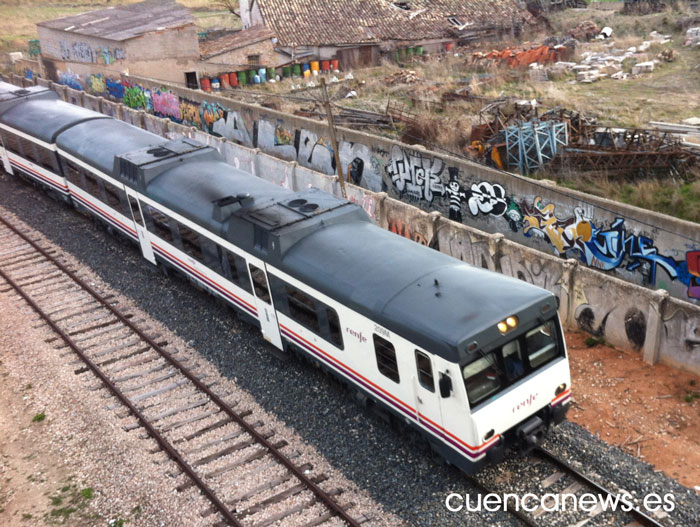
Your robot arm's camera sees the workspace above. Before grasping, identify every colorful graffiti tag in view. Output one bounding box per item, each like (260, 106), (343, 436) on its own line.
(383, 154), (700, 299)
(106, 78), (124, 100)
(86, 74), (107, 96)
(57, 69), (83, 90)
(59, 40), (125, 64)
(152, 88), (181, 121)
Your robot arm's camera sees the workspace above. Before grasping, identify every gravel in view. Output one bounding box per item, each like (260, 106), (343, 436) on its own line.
(1, 173), (698, 527)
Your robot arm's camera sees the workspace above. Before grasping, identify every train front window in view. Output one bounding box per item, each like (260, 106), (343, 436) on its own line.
(462, 354), (502, 407)
(462, 318), (563, 408)
(526, 320), (558, 368)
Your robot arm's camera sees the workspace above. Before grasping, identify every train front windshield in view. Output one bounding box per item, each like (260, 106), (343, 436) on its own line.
(462, 318), (563, 408)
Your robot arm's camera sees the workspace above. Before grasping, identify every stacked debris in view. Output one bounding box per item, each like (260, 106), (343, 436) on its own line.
(569, 20), (601, 42)
(551, 127), (696, 178)
(472, 42), (574, 69)
(384, 70), (422, 85)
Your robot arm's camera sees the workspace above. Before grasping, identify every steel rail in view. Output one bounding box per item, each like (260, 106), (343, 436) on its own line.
(0, 214), (361, 527)
(534, 447), (667, 527)
(0, 249), (242, 526)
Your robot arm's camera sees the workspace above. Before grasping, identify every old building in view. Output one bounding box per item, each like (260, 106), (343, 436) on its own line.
(37, 0), (199, 87)
(239, 0), (534, 67)
(200, 26), (279, 70)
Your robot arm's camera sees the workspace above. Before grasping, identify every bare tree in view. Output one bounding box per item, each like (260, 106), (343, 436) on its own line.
(215, 0), (240, 17)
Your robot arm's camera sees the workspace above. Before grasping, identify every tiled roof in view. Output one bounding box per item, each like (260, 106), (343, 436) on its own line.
(37, 0), (194, 42)
(200, 25), (277, 59)
(255, 0), (533, 47)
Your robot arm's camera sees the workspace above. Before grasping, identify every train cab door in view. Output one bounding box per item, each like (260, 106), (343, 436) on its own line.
(247, 262), (283, 350)
(413, 350), (443, 431)
(125, 190), (156, 265)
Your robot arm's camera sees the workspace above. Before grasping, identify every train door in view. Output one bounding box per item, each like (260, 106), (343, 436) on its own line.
(0, 134), (13, 174)
(247, 262), (283, 350)
(125, 190), (156, 265)
(413, 350), (443, 431)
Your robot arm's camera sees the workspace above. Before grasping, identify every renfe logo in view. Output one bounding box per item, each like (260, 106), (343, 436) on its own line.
(512, 393), (538, 413)
(346, 327), (367, 344)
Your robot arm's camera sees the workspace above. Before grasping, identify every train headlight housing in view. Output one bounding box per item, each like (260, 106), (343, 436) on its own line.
(497, 315), (519, 334)
(555, 383), (567, 396)
(484, 429), (495, 441)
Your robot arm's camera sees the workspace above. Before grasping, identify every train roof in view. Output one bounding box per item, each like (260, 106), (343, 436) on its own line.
(146, 159), (291, 232)
(56, 118), (167, 175)
(0, 97), (105, 143)
(282, 221), (553, 362)
(146, 158), (368, 255)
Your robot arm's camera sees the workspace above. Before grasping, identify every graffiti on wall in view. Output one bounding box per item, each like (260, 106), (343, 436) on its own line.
(58, 40), (125, 64)
(86, 73), (106, 96)
(47, 71), (699, 301)
(106, 78), (124, 100)
(57, 69), (83, 90)
(152, 88), (181, 121)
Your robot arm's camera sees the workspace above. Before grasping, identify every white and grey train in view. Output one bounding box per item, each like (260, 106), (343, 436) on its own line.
(0, 81), (571, 474)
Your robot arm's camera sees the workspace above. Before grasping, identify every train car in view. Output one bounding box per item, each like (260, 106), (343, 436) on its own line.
(0, 81), (571, 475)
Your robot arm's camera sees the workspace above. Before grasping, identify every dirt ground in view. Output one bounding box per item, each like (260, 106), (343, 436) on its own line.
(1, 296), (698, 525)
(565, 331), (700, 492)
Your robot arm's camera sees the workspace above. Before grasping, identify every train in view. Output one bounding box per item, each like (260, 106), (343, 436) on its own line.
(0, 80), (571, 475)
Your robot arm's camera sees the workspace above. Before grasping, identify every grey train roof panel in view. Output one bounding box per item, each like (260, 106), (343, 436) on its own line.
(281, 221), (552, 362)
(0, 98), (105, 143)
(56, 118), (166, 175)
(146, 159), (291, 233)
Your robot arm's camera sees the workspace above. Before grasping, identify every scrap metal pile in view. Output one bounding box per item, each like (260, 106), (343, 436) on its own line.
(468, 102), (696, 178)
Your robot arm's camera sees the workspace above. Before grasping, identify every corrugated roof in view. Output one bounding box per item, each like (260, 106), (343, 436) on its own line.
(37, 0), (194, 42)
(200, 25), (277, 59)
(255, 0), (533, 47)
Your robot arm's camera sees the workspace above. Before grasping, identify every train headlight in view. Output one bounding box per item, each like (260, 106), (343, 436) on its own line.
(555, 383), (567, 396)
(484, 429), (495, 441)
(498, 315), (519, 334)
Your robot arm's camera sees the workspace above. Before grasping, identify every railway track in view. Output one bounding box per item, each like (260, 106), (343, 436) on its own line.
(0, 212), (365, 527)
(471, 446), (670, 527)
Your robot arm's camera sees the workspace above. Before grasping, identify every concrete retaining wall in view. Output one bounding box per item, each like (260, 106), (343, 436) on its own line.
(23, 73), (700, 305)
(6, 73), (700, 375)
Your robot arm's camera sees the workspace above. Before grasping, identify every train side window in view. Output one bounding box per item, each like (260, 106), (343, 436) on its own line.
(62, 159), (83, 188)
(103, 180), (127, 211)
(248, 264), (271, 303)
(200, 236), (219, 270)
(374, 334), (400, 383)
(415, 351), (435, 392)
(144, 205), (175, 243)
(1, 131), (20, 155)
(285, 284), (320, 333)
(82, 170), (105, 201)
(34, 145), (57, 172)
(17, 137), (37, 163)
(221, 249), (253, 294)
(177, 223), (204, 261)
(326, 308), (343, 349)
